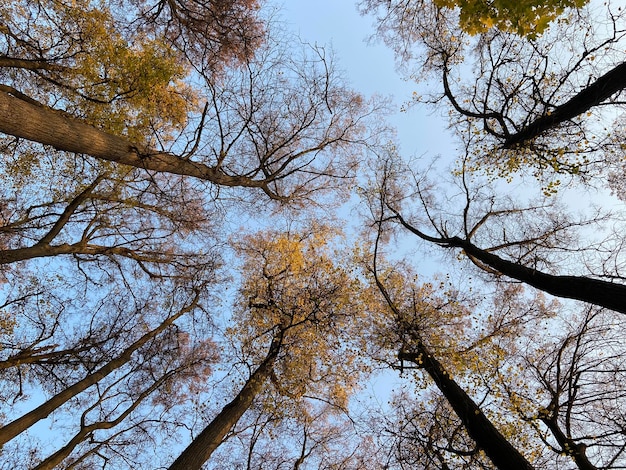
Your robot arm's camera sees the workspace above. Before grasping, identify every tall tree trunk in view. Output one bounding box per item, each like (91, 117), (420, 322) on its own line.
(450, 236), (626, 314)
(0, 90), (271, 193)
(503, 61), (626, 147)
(168, 330), (283, 470)
(0, 295), (198, 445)
(399, 344), (535, 470)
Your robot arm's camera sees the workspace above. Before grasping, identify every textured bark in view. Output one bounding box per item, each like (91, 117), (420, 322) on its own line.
(0, 243), (158, 265)
(0, 296), (198, 445)
(503, 61), (626, 147)
(0, 57), (68, 71)
(168, 331), (283, 470)
(0, 91), (273, 193)
(400, 344), (535, 470)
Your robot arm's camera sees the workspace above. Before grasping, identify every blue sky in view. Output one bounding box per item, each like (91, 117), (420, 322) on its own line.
(281, 2), (453, 160)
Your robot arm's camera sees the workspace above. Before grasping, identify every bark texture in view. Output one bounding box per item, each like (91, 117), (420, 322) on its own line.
(0, 91), (272, 193)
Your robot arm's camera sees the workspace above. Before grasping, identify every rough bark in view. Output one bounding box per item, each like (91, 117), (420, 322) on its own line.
(0, 90), (277, 196)
(399, 344), (535, 470)
(503, 61), (626, 148)
(168, 330), (283, 470)
(0, 242), (162, 265)
(0, 295), (198, 445)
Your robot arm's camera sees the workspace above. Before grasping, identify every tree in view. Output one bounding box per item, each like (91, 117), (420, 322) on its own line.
(169, 224), (368, 469)
(1, 1), (383, 203)
(0, 168), (219, 274)
(0, 289), (202, 447)
(434, 0), (588, 37)
(356, 1), (626, 468)
(358, 214), (626, 468)
(359, 0), (626, 310)
(0, 3), (385, 465)
(501, 306), (626, 469)
(0, 280), (219, 469)
(368, 154), (626, 314)
(361, 0), (626, 182)
(362, 222), (538, 469)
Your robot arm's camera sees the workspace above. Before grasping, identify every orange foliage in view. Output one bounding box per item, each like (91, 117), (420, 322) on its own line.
(229, 224), (366, 413)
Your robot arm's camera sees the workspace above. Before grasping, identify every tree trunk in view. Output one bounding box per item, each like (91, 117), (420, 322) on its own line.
(450, 236), (626, 314)
(503, 61), (626, 147)
(399, 344), (535, 470)
(393, 211), (626, 314)
(0, 243), (158, 265)
(0, 90), (270, 193)
(0, 296), (198, 445)
(168, 331), (283, 470)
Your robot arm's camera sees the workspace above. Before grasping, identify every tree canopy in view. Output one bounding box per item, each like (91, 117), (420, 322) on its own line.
(2, 0), (626, 469)
(435, 0), (589, 37)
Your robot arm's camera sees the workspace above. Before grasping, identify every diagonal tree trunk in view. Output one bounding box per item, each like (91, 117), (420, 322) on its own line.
(0, 91), (275, 196)
(449, 236), (626, 315)
(0, 294), (199, 445)
(399, 343), (535, 470)
(503, 61), (626, 148)
(168, 329), (284, 470)
(392, 212), (626, 314)
(32, 370), (171, 470)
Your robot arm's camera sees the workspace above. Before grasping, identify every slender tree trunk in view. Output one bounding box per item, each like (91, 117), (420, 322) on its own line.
(32, 372), (174, 470)
(0, 175), (103, 265)
(399, 344), (535, 470)
(168, 331), (283, 470)
(33, 370), (171, 470)
(450, 236), (626, 314)
(503, 61), (626, 147)
(0, 296), (198, 445)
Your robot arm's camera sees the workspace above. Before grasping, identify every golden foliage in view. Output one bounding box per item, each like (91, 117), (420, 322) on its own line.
(434, 0), (589, 37)
(229, 224), (366, 412)
(3, 1), (199, 144)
